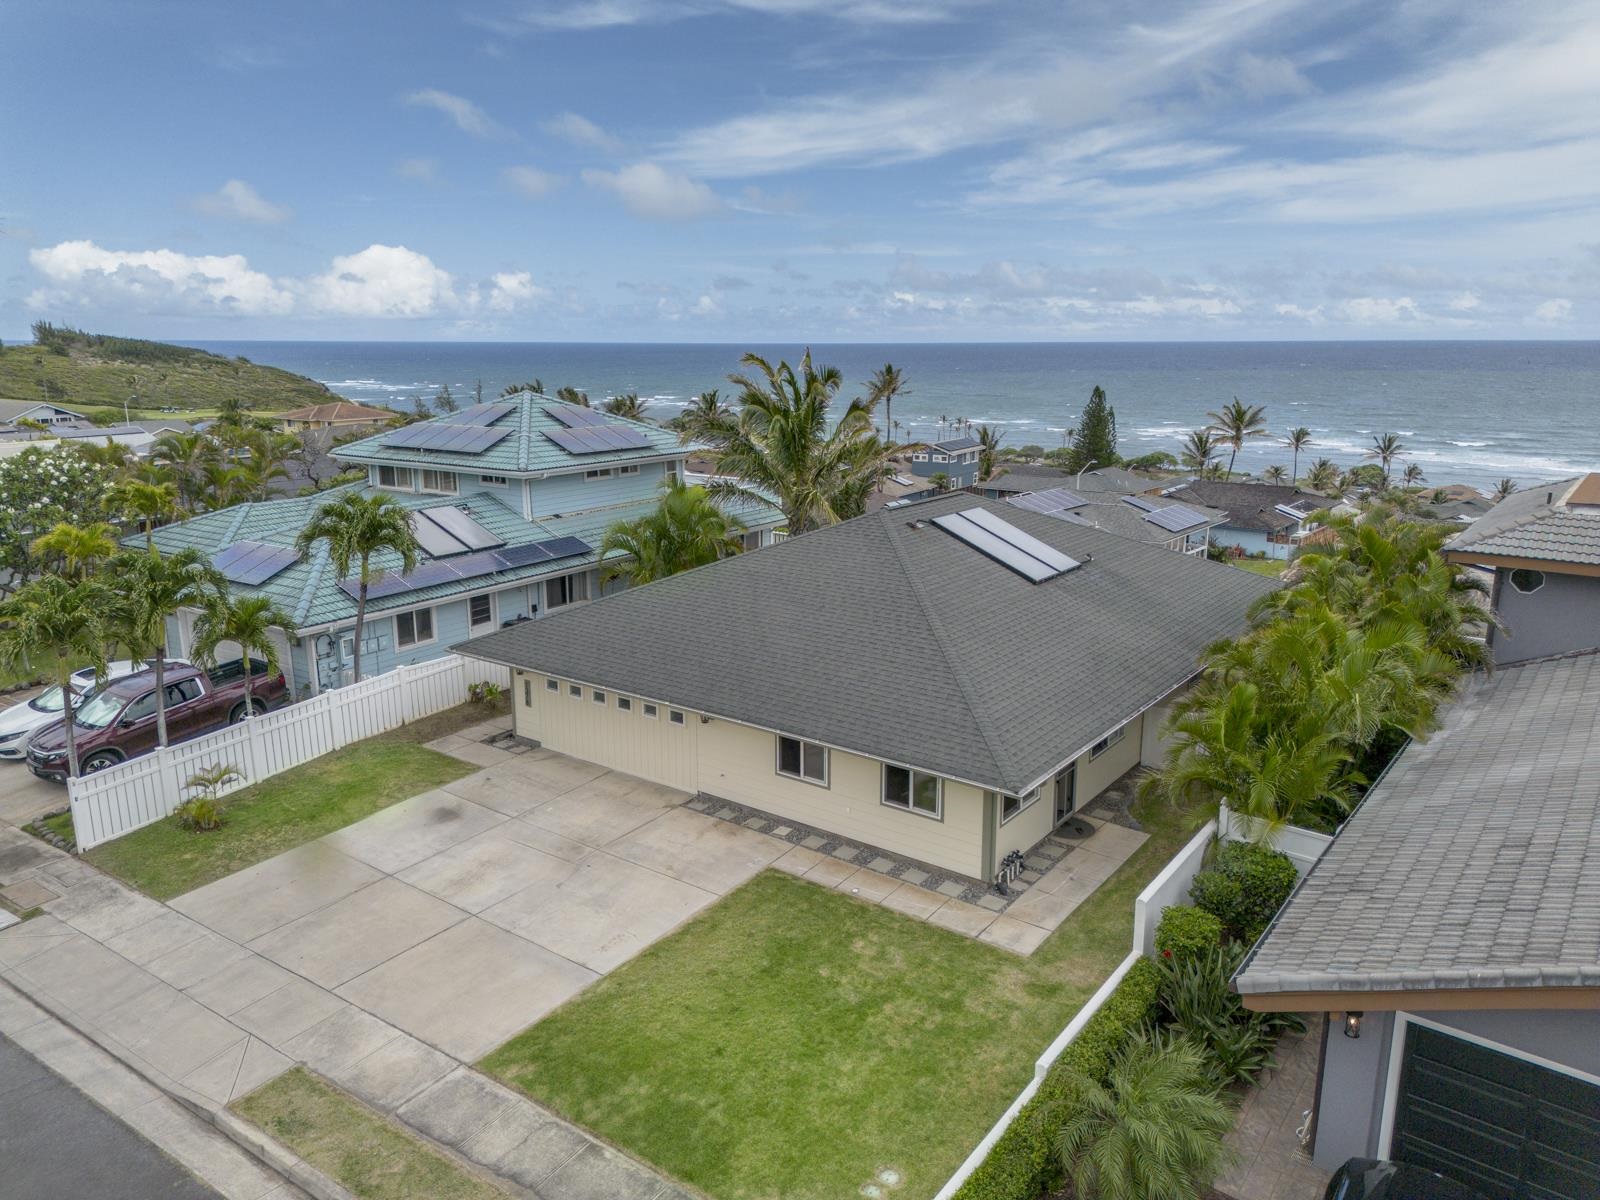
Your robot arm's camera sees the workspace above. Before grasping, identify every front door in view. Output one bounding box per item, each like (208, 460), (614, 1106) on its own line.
(1054, 764), (1077, 825)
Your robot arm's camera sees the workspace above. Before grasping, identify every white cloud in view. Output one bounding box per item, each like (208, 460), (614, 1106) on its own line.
(394, 158), (439, 183)
(1226, 51), (1313, 101)
(1532, 298), (1573, 322)
(505, 0), (966, 32)
(1333, 296), (1421, 323)
(581, 163), (723, 220)
(502, 165), (564, 198)
(193, 179), (292, 224)
(541, 111), (623, 151)
(1448, 291), (1481, 311)
(26, 239), (541, 321)
(403, 88), (505, 138)
(1275, 303), (1325, 323)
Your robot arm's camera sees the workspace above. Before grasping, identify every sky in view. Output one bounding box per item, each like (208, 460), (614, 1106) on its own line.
(3, 0), (1598, 342)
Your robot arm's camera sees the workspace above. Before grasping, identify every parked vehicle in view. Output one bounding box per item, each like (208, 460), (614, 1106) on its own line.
(1325, 1159), (1489, 1200)
(0, 660), (189, 761)
(26, 659), (287, 782)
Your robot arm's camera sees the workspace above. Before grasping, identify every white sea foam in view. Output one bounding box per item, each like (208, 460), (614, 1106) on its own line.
(1451, 440), (1491, 447)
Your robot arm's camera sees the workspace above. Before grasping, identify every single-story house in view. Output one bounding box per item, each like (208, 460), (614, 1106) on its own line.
(141, 393), (783, 696)
(1160, 480), (1330, 560)
(1443, 473), (1600, 665)
(974, 464), (1170, 500)
(1233, 650), (1600, 1198)
(1008, 487), (1223, 555)
(276, 401), (397, 432)
(908, 437), (982, 490)
(454, 494), (1277, 884)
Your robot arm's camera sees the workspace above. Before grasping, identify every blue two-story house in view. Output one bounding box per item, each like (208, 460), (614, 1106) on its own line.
(141, 392), (784, 697)
(908, 437), (982, 490)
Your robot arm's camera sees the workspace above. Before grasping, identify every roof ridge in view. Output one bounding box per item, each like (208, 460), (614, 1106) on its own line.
(881, 506), (1012, 792)
(221, 503), (252, 545)
(293, 541), (332, 627)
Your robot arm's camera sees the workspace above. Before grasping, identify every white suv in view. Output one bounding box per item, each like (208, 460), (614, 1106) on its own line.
(0, 660), (188, 760)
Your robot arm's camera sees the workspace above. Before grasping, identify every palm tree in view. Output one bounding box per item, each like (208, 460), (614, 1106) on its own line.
(294, 492), (419, 683)
(1491, 477), (1517, 503)
(1364, 433), (1405, 485)
(676, 389), (732, 442)
(236, 429), (297, 500)
(1304, 458), (1341, 494)
(1263, 465), (1288, 484)
(114, 549), (225, 746)
(1402, 462), (1426, 489)
(113, 479), (179, 549)
(1206, 397), (1269, 479)
(598, 479), (744, 587)
(30, 521), (118, 580)
(554, 385), (589, 406)
(501, 379), (544, 397)
(192, 593), (292, 717)
(198, 461), (251, 512)
(865, 364), (909, 446)
(1282, 427), (1313, 483)
(699, 350), (894, 534)
(0, 576), (112, 778)
(974, 424), (1003, 481)
(151, 430), (217, 511)
(603, 392), (649, 421)
(1048, 1032), (1235, 1200)
(1179, 428), (1222, 475)
(929, 471), (953, 492)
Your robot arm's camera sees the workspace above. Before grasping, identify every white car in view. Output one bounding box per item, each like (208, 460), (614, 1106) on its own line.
(0, 660), (188, 760)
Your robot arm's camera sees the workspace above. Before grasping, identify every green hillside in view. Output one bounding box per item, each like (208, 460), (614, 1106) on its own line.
(0, 324), (334, 416)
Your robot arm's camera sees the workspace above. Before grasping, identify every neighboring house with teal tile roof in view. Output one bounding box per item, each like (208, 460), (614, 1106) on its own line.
(139, 392), (783, 697)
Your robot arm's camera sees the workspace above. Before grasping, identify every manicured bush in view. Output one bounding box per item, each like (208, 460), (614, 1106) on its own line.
(1188, 841), (1298, 944)
(951, 957), (1162, 1200)
(1157, 943), (1305, 1089)
(1154, 905), (1223, 959)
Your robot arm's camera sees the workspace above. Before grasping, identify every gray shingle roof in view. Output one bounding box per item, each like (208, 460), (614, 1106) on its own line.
(1163, 481), (1330, 532)
(1444, 475), (1600, 566)
(454, 493), (1276, 794)
(1008, 491), (1225, 545)
(1236, 651), (1600, 999)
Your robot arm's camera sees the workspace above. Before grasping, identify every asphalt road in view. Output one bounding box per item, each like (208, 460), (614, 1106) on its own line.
(0, 1032), (222, 1200)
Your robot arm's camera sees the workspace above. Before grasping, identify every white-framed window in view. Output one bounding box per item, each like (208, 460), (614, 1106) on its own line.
(1090, 726), (1126, 759)
(584, 467), (614, 481)
(912, 453), (928, 462)
(933, 453), (948, 463)
(642, 702), (658, 718)
(617, 696), (633, 712)
(468, 593), (494, 632)
(377, 465), (413, 490)
(546, 677), (559, 692)
(883, 764), (942, 819)
(340, 633), (356, 662)
(523, 679), (532, 706)
(666, 466), (678, 485)
(419, 469), (458, 494)
(592, 689), (606, 705)
(776, 734), (827, 785)
(568, 683), (582, 698)
(1509, 568), (1545, 594)
(669, 709), (686, 725)
(395, 607), (435, 648)
(1000, 787), (1040, 824)
(480, 474), (509, 486)
(741, 531), (763, 551)
(546, 572), (590, 609)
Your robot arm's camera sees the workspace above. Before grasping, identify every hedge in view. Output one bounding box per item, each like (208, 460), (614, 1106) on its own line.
(951, 957), (1162, 1200)
(1154, 904), (1224, 959)
(1188, 841), (1298, 944)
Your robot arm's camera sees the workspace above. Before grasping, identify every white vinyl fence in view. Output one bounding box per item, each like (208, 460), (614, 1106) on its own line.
(67, 654), (511, 851)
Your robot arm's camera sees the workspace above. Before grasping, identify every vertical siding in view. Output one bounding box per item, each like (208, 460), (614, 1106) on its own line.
(530, 461), (673, 517)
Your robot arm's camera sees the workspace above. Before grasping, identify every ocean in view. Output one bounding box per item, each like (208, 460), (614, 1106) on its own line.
(186, 340), (1600, 491)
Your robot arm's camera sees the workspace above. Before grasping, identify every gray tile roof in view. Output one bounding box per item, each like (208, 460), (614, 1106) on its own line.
(1163, 481), (1331, 532)
(332, 391), (686, 475)
(454, 493), (1277, 794)
(1444, 475), (1600, 566)
(1236, 651), (1600, 999)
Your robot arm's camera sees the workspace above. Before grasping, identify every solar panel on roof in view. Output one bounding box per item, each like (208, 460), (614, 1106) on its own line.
(1143, 504), (1208, 533)
(212, 540), (301, 586)
(337, 535), (593, 601)
(451, 403), (514, 427)
(380, 422), (511, 454)
(381, 423), (437, 448)
(1274, 503), (1309, 519)
(410, 512), (467, 558)
(528, 535), (590, 560)
(549, 404), (608, 428)
(1008, 487), (1086, 514)
(958, 506), (1080, 574)
(493, 542), (553, 568)
(422, 505), (504, 550)
(1121, 494), (1160, 511)
(932, 512), (1058, 583)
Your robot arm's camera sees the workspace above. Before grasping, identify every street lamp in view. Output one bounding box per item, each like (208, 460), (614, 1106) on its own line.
(1076, 460), (1100, 488)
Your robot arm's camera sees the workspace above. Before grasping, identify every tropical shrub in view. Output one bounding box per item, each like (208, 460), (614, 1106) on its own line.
(1155, 905), (1224, 959)
(951, 958), (1161, 1200)
(1158, 943), (1304, 1089)
(467, 680), (504, 706)
(174, 763), (242, 832)
(1047, 1030), (1235, 1200)
(1189, 842), (1298, 944)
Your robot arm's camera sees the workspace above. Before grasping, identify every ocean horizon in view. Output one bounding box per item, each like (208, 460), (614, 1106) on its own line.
(184, 338), (1600, 491)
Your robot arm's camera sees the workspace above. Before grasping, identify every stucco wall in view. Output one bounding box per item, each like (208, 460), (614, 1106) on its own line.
(514, 669), (700, 791)
(1490, 568), (1600, 664)
(1077, 713), (1144, 799)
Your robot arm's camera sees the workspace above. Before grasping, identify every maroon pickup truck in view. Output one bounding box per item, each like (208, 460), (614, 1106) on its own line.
(27, 659), (288, 781)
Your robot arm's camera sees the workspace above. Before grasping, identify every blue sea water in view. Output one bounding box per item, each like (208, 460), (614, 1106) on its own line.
(187, 340), (1600, 491)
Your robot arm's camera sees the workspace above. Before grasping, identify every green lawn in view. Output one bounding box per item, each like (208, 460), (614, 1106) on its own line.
(1232, 557), (1289, 576)
(63, 699), (502, 900)
(233, 1068), (506, 1200)
(480, 789), (1206, 1200)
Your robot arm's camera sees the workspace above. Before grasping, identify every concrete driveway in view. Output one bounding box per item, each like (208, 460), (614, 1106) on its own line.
(170, 750), (786, 1061)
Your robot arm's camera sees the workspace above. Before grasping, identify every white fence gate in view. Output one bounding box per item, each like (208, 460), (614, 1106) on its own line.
(67, 654), (511, 850)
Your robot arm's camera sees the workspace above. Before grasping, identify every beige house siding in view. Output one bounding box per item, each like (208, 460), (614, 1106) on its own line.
(1078, 712), (1144, 799)
(514, 670), (699, 792)
(1139, 690), (1185, 766)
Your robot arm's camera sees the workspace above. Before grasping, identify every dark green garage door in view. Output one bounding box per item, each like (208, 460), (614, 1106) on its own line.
(1392, 1023), (1600, 1200)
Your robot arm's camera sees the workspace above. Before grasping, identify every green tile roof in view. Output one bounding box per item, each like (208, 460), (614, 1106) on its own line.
(137, 483), (781, 632)
(332, 392), (687, 475)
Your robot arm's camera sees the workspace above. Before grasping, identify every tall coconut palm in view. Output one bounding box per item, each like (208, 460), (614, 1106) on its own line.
(676, 389), (732, 442)
(1048, 1032), (1235, 1200)
(603, 392), (649, 421)
(1402, 462), (1426, 489)
(974, 424), (1003, 481)
(192, 592), (292, 717)
(598, 479), (744, 587)
(554, 385), (589, 406)
(1263, 465), (1288, 484)
(1364, 432), (1405, 485)
(294, 492), (419, 683)
(1491, 477), (1517, 503)
(151, 430), (217, 511)
(237, 429), (297, 500)
(1282, 426), (1313, 482)
(699, 350), (893, 534)
(198, 461), (251, 512)
(865, 364), (909, 446)
(114, 548), (225, 746)
(1179, 428), (1222, 475)
(0, 576), (112, 778)
(113, 479), (179, 550)
(30, 521), (118, 580)
(1304, 458), (1341, 494)
(1206, 397), (1269, 479)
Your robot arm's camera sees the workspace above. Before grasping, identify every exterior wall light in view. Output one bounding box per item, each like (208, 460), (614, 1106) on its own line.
(1343, 1011), (1363, 1039)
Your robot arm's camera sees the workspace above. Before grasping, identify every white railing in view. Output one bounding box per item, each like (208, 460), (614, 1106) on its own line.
(67, 654), (511, 850)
